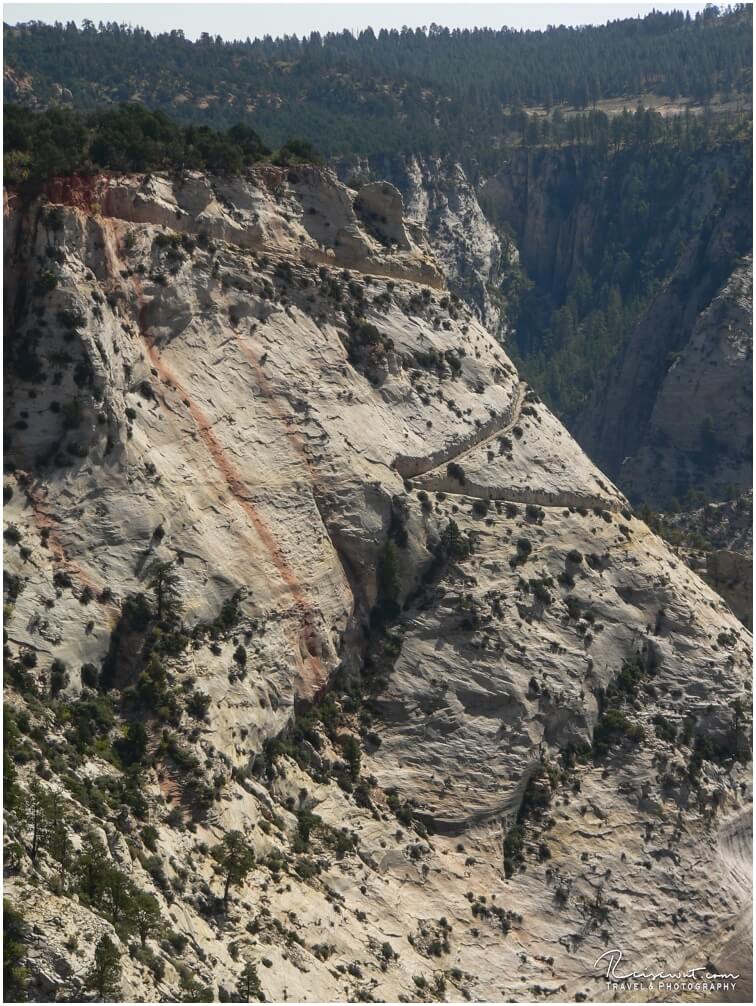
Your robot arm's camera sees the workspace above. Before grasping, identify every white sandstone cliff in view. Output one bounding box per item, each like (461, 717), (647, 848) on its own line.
(3, 167), (751, 1004)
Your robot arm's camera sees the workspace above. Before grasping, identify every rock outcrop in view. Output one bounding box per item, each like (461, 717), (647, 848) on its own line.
(4, 167), (751, 1003)
(653, 492), (753, 630)
(339, 155), (514, 338)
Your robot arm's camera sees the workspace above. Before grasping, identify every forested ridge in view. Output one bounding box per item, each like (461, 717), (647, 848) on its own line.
(3, 6), (752, 157)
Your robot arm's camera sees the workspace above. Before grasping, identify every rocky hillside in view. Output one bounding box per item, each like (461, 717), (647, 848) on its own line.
(338, 155), (516, 342)
(340, 136), (753, 512)
(651, 492), (753, 631)
(3, 168), (752, 1003)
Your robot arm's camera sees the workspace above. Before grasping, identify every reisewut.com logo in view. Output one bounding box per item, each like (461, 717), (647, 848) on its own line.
(594, 949), (740, 996)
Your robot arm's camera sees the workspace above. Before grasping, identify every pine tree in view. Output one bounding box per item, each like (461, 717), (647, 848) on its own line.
(75, 831), (110, 905)
(24, 777), (46, 865)
(43, 791), (73, 889)
(102, 866), (135, 925)
(84, 935), (122, 1002)
(144, 559), (182, 622)
(440, 519), (472, 561)
(237, 961), (265, 1002)
(128, 891), (162, 947)
(214, 831), (256, 907)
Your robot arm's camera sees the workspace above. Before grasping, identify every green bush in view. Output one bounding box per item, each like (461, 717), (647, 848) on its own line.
(339, 734), (361, 782)
(187, 690), (211, 720)
(50, 658), (68, 697)
(653, 714), (677, 743)
(115, 722), (148, 766)
(60, 692), (116, 754)
(141, 825), (159, 853)
(440, 519), (473, 561)
(593, 708), (644, 756)
(295, 809), (321, 848)
(472, 498), (489, 518)
(529, 578), (552, 605)
(447, 462), (466, 485)
(295, 857), (319, 879)
(80, 663), (99, 688)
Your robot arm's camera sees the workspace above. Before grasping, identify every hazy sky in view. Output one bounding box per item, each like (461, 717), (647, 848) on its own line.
(5, 2), (711, 41)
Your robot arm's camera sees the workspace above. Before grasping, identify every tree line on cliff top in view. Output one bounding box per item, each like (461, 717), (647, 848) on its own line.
(3, 102), (320, 184)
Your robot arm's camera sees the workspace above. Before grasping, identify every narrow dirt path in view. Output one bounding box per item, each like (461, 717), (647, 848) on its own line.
(398, 377), (623, 511)
(394, 380), (527, 480)
(418, 380), (527, 480)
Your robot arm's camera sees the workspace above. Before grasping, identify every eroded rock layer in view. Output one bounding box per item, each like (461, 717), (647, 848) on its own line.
(3, 168), (752, 1004)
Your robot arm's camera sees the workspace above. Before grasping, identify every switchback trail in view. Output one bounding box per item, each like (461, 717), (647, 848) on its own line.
(393, 380), (527, 480)
(396, 378), (623, 511)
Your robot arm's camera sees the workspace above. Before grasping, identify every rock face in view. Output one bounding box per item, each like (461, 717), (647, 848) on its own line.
(654, 492), (753, 630)
(339, 154), (514, 338)
(479, 147), (594, 299)
(341, 147), (752, 511)
(3, 167), (752, 1004)
(605, 256), (753, 505)
(706, 547), (753, 630)
(479, 145), (753, 506)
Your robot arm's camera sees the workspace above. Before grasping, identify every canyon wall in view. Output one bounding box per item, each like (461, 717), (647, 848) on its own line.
(3, 168), (751, 1003)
